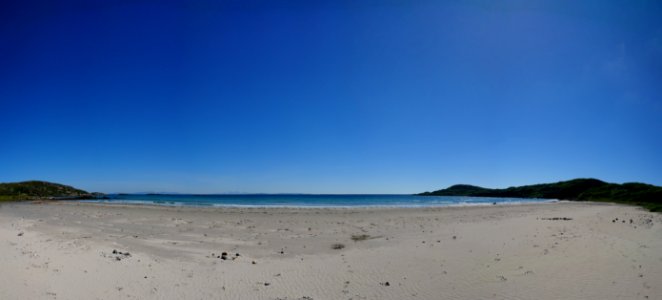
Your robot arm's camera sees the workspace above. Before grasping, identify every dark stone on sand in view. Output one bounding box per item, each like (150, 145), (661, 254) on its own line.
(452, 236), (457, 240)
(252, 261), (256, 265)
(236, 253), (240, 257)
(17, 232), (23, 236)
(264, 282), (270, 286)
(221, 252), (228, 256)
(112, 250), (117, 254)
(124, 252), (130, 256)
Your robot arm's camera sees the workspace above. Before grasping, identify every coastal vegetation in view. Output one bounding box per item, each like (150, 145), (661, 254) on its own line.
(0, 181), (100, 201)
(419, 178), (662, 212)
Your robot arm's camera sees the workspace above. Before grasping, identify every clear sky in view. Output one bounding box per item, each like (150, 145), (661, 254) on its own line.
(1, 0), (661, 194)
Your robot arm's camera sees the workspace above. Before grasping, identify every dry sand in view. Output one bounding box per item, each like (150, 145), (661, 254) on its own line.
(0, 201), (660, 300)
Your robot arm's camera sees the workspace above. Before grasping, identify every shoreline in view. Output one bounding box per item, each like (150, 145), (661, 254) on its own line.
(68, 198), (560, 210)
(1, 201), (660, 299)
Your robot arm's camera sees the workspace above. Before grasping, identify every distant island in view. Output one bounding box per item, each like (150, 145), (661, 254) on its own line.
(419, 178), (662, 212)
(0, 181), (104, 201)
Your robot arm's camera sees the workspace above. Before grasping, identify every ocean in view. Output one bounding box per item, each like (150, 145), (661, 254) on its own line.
(82, 194), (555, 208)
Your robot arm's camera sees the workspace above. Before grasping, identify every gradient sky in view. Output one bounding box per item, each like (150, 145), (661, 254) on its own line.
(1, 0), (661, 193)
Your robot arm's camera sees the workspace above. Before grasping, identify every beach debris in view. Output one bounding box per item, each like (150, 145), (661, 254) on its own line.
(212, 251), (243, 261)
(351, 234), (371, 242)
(331, 243), (345, 250)
(109, 249), (131, 261)
(541, 217), (572, 221)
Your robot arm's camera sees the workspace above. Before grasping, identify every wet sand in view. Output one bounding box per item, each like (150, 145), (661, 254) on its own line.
(1, 201), (660, 299)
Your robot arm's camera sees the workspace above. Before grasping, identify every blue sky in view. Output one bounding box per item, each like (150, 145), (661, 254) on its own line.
(1, 0), (661, 193)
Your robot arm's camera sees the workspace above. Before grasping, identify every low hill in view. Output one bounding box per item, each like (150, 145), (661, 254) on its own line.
(0, 181), (99, 201)
(418, 178), (662, 212)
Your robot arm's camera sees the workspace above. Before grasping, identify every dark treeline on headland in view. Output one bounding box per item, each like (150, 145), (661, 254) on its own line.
(0, 181), (104, 201)
(419, 178), (662, 212)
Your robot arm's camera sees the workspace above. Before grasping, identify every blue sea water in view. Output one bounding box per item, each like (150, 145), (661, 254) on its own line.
(82, 194), (555, 208)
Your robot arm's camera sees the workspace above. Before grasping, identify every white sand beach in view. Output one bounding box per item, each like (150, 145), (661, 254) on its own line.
(1, 201), (660, 300)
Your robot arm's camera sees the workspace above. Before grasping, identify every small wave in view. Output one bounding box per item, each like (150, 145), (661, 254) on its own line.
(78, 197), (556, 209)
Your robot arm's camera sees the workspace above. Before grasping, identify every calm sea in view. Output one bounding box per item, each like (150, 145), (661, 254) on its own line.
(83, 194), (555, 208)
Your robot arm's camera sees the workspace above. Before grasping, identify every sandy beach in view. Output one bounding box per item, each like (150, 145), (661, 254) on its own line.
(0, 201), (660, 300)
